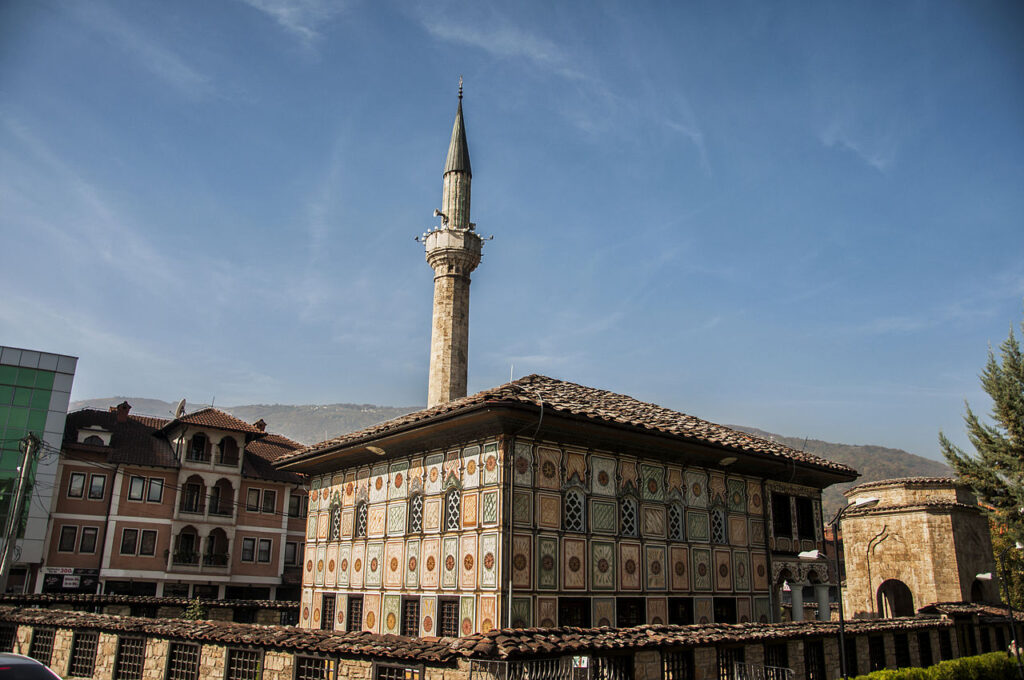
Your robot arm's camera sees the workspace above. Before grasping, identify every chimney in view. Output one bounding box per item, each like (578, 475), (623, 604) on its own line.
(253, 418), (267, 432)
(116, 401), (131, 423)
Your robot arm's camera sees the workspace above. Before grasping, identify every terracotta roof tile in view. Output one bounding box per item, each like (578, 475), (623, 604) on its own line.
(847, 476), (961, 493)
(279, 375), (856, 476)
(0, 593), (297, 611)
(245, 433), (305, 483)
(172, 408), (266, 434)
(845, 500), (982, 516)
(64, 409), (178, 469)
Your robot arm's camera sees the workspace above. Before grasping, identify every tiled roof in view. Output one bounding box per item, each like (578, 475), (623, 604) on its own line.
(918, 601), (1024, 621)
(278, 375), (856, 476)
(0, 593), (297, 611)
(245, 433), (305, 483)
(170, 408), (266, 434)
(847, 476), (961, 493)
(64, 409), (178, 469)
(845, 500), (982, 516)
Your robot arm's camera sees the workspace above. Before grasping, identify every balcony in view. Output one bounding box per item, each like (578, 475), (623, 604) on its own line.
(172, 551), (199, 566)
(202, 552), (229, 567)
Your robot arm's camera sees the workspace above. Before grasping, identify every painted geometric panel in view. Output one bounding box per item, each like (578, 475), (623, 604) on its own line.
(685, 470), (708, 508)
(591, 499), (617, 534)
(670, 546), (689, 591)
(537, 597), (557, 628)
(462, 446), (481, 489)
(619, 542), (642, 591)
(733, 550), (751, 592)
(335, 594), (347, 631)
(513, 442), (533, 486)
(482, 442), (500, 486)
(510, 597), (532, 629)
(460, 596), (476, 636)
(365, 542), (384, 587)
(512, 533), (532, 589)
(736, 596), (752, 623)
(691, 548), (712, 591)
(513, 490), (532, 526)
(389, 461), (409, 499)
(425, 453), (444, 494)
(563, 537), (587, 590)
(687, 510), (710, 542)
(481, 490), (499, 526)
(405, 539), (420, 589)
(350, 542), (365, 588)
(424, 497), (441, 533)
(708, 473), (727, 506)
(443, 449), (461, 485)
(314, 544), (326, 586)
(713, 548), (732, 591)
(368, 505), (386, 538)
(325, 543), (338, 587)
(408, 458), (423, 492)
(343, 472), (356, 507)
(537, 536), (558, 590)
(370, 464), (388, 503)
(694, 597), (713, 624)
(750, 519), (766, 546)
(536, 492), (560, 530)
(386, 502), (406, 536)
(618, 459), (638, 492)
(462, 491), (479, 529)
(310, 477), (322, 512)
(593, 598), (615, 628)
(479, 595), (497, 633)
(442, 536), (459, 589)
(316, 512), (328, 540)
(306, 513), (316, 541)
(641, 464), (664, 501)
(421, 537), (440, 589)
(460, 534), (478, 590)
(356, 467), (370, 498)
(666, 466), (683, 495)
(312, 591), (321, 629)
(341, 508), (353, 539)
(753, 596), (772, 624)
(645, 545), (667, 591)
(729, 514), (748, 546)
(643, 505), (666, 538)
(590, 456), (617, 497)
(536, 446), (561, 490)
(339, 544), (351, 587)
(479, 533), (498, 589)
(384, 541), (404, 589)
(420, 596), (436, 636)
(747, 481), (763, 515)
(382, 595), (401, 634)
(303, 545), (315, 587)
(751, 551), (769, 592)
(566, 450), (587, 488)
(647, 597), (668, 625)
(591, 541), (615, 591)
(364, 594), (381, 634)
(727, 478), (747, 513)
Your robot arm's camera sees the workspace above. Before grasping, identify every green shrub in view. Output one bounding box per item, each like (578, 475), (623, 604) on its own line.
(850, 652), (1018, 680)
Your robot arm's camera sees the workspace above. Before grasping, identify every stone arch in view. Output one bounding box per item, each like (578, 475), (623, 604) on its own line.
(970, 578), (990, 603)
(877, 578), (914, 618)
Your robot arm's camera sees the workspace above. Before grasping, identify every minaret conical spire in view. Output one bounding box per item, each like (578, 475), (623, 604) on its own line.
(444, 77), (472, 177)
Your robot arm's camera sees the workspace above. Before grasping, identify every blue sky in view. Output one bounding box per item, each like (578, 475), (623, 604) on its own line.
(2, 1), (1022, 460)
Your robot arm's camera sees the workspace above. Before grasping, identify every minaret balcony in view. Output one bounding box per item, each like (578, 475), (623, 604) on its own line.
(424, 227), (482, 272)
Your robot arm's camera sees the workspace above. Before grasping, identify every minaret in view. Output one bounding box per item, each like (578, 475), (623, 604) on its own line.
(423, 79), (483, 407)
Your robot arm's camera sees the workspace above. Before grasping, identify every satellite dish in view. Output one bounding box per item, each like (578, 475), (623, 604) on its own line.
(174, 399), (186, 418)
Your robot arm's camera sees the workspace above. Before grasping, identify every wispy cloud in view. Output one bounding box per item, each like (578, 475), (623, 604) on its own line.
(238, 0), (348, 45)
(819, 118), (898, 172)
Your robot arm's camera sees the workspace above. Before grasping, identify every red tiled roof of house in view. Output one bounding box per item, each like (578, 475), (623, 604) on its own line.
(64, 409), (178, 469)
(278, 374), (856, 476)
(245, 433), (305, 483)
(171, 408), (266, 434)
(846, 476), (961, 493)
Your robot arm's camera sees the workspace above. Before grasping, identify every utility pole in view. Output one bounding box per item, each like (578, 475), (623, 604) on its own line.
(0, 433), (39, 593)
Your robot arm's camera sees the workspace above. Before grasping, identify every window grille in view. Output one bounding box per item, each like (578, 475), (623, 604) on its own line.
(868, 636), (886, 672)
(320, 594), (336, 631)
(167, 643), (200, 680)
(765, 643), (788, 671)
(711, 508), (728, 544)
(295, 657), (336, 680)
(894, 632), (911, 667)
(0, 625), (15, 653)
(562, 489), (585, 532)
(843, 637), (858, 677)
(439, 599), (460, 637)
(401, 598), (420, 637)
(444, 488), (461, 531)
(716, 647), (744, 680)
(408, 494), (423, 533)
(593, 655), (633, 680)
(620, 497), (637, 537)
(803, 639), (826, 680)
(662, 649), (694, 680)
(374, 664), (422, 680)
(938, 629), (953, 660)
(347, 596), (364, 632)
(917, 631), (934, 668)
(668, 503), (685, 541)
(330, 506), (342, 541)
(355, 502), (368, 538)
(68, 631), (99, 678)
(29, 628), (55, 666)
(225, 648), (263, 680)
(114, 637), (146, 680)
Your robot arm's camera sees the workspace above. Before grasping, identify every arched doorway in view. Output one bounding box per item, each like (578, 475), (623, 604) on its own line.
(970, 578), (989, 603)
(877, 579), (914, 618)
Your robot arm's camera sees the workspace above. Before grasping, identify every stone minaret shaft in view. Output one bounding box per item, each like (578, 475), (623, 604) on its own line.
(424, 85), (482, 407)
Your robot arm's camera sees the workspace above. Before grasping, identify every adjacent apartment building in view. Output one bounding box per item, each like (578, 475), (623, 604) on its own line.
(41, 402), (308, 599)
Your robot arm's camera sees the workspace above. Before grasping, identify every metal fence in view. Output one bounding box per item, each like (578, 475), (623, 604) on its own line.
(470, 654), (633, 680)
(732, 662), (794, 680)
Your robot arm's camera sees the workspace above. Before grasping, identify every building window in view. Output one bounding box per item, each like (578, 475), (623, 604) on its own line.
(917, 630), (934, 668)
(355, 502), (368, 538)
(225, 649), (263, 680)
(616, 597), (646, 628)
(167, 644), (200, 680)
(938, 629), (953, 660)
(187, 434), (208, 462)
(88, 474), (106, 500)
(68, 472), (86, 498)
(218, 436), (240, 466)
(563, 488), (585, 533)
(257, 538), (272, 563)
(330, 505), (341, 541)
(711, 508), (728, 544)
(121, 528), (139, 555)
(662, 649), (695, 680)
(320, 594), (336, 630)
(147, 478), (163, 503)
(716, 647), (745, 680)
(894, 633), (911, 667)
(764, 643), (788, 671)
(558, 597), (592, 627)
(79, 527), (98, 553)
(139, 530), (157, 556)
(843, 637), (858, 677)
(181, 483), (203, 513)
(114, 637), (146, 680)
(128, 476), (145, 501)
(289, 493), (308, 518)
(439, 598), (460, 637)
(868, 636), (886, 672)
(772, 493), (792, 537)
(375, 665), (422, 680)
(668, 502), (685, 541)
(262, 489), (276, 513)
(69, 631), (99, 678)
(401, 598), (420, 636)
(246, 488), (261, 511)
(620, 497), (638, 537)
(347, 596), (363, 632)
(241, 538), (256, 562)
(804, 639), (826, 680)
(29, 628), (56, 666)
(0, 625), (15, 653)
(295, 657), (335, 680)
(408, 494), (423, 533)
(58, 526), (77, 552)
(285, 542), (298, 566)
(796, 497), (816, 540)
(444, 488), (461, 531)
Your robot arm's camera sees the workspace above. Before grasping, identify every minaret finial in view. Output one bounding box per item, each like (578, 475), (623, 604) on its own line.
(458, 75), (463, 101)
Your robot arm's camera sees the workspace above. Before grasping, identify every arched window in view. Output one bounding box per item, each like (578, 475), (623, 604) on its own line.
(563, 488), (586, 533)
(188, 433), (208, 462)
(620, 497), (638, 537)
(668, 502), (685, 541)
(354, 501), (368, 538)
(711, 507), (728, 544)
(83, 435), (105, 446)
(444, 488), (461, 531)
(408, 493), (424, 533)
(217, 437), (239, 466)
(330, 504), (342, 541)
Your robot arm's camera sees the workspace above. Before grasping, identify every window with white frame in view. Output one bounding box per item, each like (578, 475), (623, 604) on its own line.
(58, 526), (77, 552)
(79, 527), (98, 553)
(88, 474), (106, 500)
(246, 488), (260, 512)
(241, 538), (256, 562)
(67, 472), (86, 498)
(128, 476), (146, 501)
(285, 542), (298, 566)
(257, 538), (272, 563)
(120, 528), (139, 555)
(139, 530), (157, 556)
(261, 490), (276, 513)
(147, 478), (163, 503)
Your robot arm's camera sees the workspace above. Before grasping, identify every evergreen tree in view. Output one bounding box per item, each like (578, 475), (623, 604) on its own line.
(940, 318), (1024, 607)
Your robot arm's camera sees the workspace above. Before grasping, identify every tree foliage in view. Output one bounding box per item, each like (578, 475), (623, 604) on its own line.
(941, 318), (1024, 607)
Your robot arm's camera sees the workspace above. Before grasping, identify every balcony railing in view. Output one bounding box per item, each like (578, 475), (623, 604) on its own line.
(202, 552), (229, 567)
(208, 506), (233, 517)
(172, 551), (199, 566)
